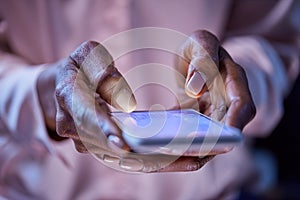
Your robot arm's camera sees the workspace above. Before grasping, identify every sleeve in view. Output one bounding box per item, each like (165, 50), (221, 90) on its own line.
(0, 50), (62, 197)
(223, 36), (299, 137)
(222, 0), (300, 137)
(0, 12), (55, 152)
(0, 52), (53, 152)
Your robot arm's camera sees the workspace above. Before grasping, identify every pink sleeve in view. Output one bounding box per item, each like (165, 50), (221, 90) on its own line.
(0, 50), (62, 196)
(0, 51), (55, 158)
(223, 36), (299, 137)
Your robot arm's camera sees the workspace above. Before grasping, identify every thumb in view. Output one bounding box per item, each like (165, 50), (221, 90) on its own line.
(99, 71), (137, 113)
(177, 30), (220, 98)
(70, 41), (136, 113)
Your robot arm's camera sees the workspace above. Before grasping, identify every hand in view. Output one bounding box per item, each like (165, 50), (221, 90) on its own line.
(37, 41), (214, 173)
(176, 30), (256, 130)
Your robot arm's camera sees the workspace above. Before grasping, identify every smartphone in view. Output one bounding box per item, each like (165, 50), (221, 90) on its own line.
(111, 109), (243, 156)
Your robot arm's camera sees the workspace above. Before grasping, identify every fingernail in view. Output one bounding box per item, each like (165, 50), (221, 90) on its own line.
(108, 135), (125, 149)
(119, 158), (144, 172)
(185, 71), (206, 97)
(112, 88), (137, 113)
(103, 154), (120, 164)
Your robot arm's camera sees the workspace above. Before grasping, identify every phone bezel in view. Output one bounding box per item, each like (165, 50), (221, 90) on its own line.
(111, 109), (243, 156)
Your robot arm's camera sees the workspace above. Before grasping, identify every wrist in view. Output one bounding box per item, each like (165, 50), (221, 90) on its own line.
(36, 65), (64, 140)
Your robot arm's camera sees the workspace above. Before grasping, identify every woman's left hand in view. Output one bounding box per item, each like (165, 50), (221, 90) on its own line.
(176, 30), (256, 130)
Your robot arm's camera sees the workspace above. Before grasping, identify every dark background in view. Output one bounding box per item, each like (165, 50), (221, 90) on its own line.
(253, 75), (300, 199)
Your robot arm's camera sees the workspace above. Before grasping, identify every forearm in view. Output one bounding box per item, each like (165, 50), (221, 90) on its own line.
(0, 50), (61, 147)
(0, 66), (49, 144)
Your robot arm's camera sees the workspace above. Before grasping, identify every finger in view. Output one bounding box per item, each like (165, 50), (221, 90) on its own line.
(55, 62), (82, 141)
(177, 30), (220, 98)
(71, 68), (131, 151)
(219, 48), (256, 129)
(69, 41), (136, 113)
(119, 154), (204, 173)
(74, 140), (89, 153)
(55, 59), (130, 151)
(155, 156), (215, 172)
(95, 94), (111, 114)
(197, 92), (211, 114)
(95, 153), (214, 173)
(209, 75), (227, 121)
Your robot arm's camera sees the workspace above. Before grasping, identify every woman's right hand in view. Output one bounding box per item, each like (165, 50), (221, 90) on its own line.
(36, 41), (214, 173)
(37, 41), (136, 152)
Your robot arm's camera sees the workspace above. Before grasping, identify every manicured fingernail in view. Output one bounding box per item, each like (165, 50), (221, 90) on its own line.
(112, 88), (137, 113)
(108, 135), (125, 149)
(185, 71), (206, 97)
(103, 154), (120, 164)
(119, 158), (144, 172)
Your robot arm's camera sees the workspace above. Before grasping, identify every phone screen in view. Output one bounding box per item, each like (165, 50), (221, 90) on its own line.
(111, 109), (242, 156)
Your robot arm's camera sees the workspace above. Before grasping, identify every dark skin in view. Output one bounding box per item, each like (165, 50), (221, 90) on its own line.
(37, 30), (256, 173)
(177, 30), (255, 128)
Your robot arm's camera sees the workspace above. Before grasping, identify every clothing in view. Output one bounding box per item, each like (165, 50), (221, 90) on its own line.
(0, 0), (299, 199)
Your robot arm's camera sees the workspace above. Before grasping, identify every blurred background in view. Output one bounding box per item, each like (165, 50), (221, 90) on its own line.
(251, 75), (300, 199)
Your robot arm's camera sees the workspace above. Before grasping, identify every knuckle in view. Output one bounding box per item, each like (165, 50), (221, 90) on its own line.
(74, 140), (88, 153)
(242, 101), (256, 123)
(54, 84), (64, 101)
(54, 63), (77, 106)
(81, 40), (100, 49)
(187, 156), (214, 171)
(54, 82), (72, 106)
(248, 101), (257, 120)
(233, 65), (256, 119)
(69, 40), (100, 67)
(187, 30), (220, 66)
(190, 29), (220, 45)
(187, 162), (202, 171)
(236, 64), (247, 77)
(56, 110), (76, 136)
(191, 29), (215, 39)
(233, 97), (256, 120)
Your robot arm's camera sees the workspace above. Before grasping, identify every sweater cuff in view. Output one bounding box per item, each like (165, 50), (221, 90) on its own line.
(0, 65), (55, 154)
